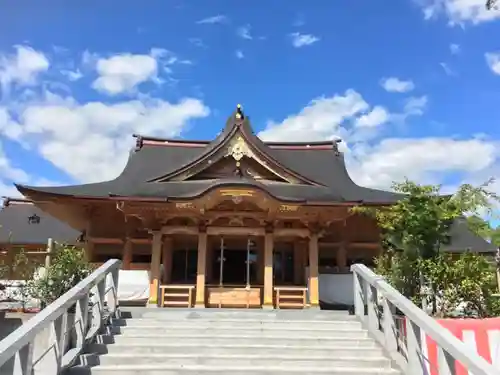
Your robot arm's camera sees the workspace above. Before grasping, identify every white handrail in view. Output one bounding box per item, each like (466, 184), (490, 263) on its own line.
(0, 259), (121, 374)
(351, 264), (500, 375)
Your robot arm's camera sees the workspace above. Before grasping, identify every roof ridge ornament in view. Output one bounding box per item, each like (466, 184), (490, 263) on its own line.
(135, 135), (144, 151)
(333, 139), (341, 156)
(235, 104), (245, 120)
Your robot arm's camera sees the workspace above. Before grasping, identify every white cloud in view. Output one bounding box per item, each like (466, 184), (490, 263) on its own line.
(258, 89), (499, 203)
(439, 62), (455, 76)
(290, 32), (320, 48)
(417, 0), (500, 25)
(0, 46), (49, 97)
(91, 52), (160, 96)
(189, 38), (207, 48)
(259, 90), (369, 142)
(0, 140), (31, 197)
(61, 69), (83, 81)
(355, 106), (390, 128)
(380, 77), (415, 93)
(485, 52), (500, 75)
(196, 15), (227, 24)
(88, 48), (191, 96)
(235, 50), (244, 59)
(0, 93), (210, 183)
(450, 43), (461, 54)
(348, 137), (498, 189)
(404, 96), (428, 116)
(258, 91), (427, 143)
(237, 25), (253, 40)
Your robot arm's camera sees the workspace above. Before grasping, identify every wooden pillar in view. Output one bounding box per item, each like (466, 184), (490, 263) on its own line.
(84, 240), (94, 263)
(83, 220), (93, 262)
(308, 233), (319, 308)
(148, 231), (162, 305)
(263, 231), (274, 308)
(162, 237), (173, 284)
(122, 238), (133, 270)
(195, 230), (208, 307)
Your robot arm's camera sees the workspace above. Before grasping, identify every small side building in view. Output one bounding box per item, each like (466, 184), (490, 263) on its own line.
(0, 198), (81, 279)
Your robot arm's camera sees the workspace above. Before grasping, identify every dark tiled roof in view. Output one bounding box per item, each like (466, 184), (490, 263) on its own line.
(0, 199), (80, 245)
(15, 108), (404, 204)
(442, 217), (498, 253)
(10, 107), (495, 253)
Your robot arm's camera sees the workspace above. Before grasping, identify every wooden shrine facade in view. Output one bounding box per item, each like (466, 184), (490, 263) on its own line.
(81, 187), (382, 309)
(14, 105), (496, 309)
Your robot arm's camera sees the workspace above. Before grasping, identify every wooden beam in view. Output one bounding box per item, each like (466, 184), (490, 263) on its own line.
(206, 226), (265, 236)
(274, 228), (309, 238)
(161, 226), (198, 235)
(88, 237), (123, 244)
(130, 238), (152, 245)
(319, 241), (380, 249)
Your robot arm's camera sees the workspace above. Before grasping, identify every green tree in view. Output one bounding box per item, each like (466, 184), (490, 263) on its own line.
(486, 0), (498, 10)
(490, 226), (500, 247)
(28, 245), (93, 307)
(467, 215), (492, 239)
(466, 215), (500, 247)
(0, 248), (39, 311)
(419, 252), (499, 318)
(353, 178), (499, 313)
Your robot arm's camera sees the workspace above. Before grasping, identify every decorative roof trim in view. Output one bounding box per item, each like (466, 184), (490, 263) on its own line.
(132, 134), (342, 151)
(147, 106), (323, 185)
(142, 140), (207, 148)
(17, 184), (393, 207)
(2, 197), (34, 207)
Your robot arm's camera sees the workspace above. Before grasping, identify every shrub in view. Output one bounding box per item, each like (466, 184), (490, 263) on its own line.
(28, 245), (93, 308)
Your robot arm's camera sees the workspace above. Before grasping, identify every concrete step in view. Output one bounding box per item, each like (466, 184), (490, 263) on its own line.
(112, 318), (361, 328)
(108, 326), (368, 338)
(66, 363), (400, 375)
(86, 343), (386, 357)
(96, 334), (377, 347)
(84, 353), (392, 368)
(67, 309), (400, 375)
(127, 309), (356, 322)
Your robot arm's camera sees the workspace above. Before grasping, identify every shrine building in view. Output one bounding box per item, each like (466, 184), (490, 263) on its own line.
(11, 105), (497, 309)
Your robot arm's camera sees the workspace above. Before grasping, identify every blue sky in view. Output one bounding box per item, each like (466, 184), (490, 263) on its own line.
(0, 0), (499, 226)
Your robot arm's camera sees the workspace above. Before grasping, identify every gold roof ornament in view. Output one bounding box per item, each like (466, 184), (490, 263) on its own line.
(235, 104), (244, 119)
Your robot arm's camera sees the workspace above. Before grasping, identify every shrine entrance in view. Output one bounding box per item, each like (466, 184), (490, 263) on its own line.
(206, 237), (262, 308)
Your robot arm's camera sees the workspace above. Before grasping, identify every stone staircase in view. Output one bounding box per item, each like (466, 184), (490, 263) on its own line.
(66, 308), (401, 375)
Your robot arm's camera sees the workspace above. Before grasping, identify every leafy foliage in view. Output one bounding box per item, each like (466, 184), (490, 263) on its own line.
(486, 0), (498, 10)
(28, 245), (93, 307)
(419, 253), (500, 318)
(467, 215), (500, 247)
(355, 178), (500, 317)
(0, 248), (39, 310)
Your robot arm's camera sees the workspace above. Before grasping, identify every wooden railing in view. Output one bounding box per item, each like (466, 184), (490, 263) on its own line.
(159, 285), (195, 307)
(351, 264), (500, 375)
(274, 286), (307, 309)
(0, 259), (121, 375)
